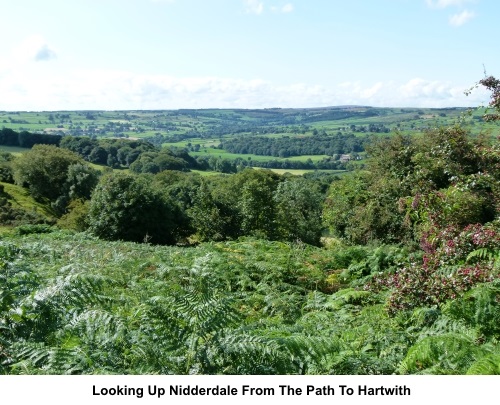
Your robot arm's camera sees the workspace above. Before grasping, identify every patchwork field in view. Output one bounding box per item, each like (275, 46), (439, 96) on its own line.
(1, 106), (498, 173)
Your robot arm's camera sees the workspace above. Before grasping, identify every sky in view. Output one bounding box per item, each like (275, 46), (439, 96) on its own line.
(0, 0), (499, 110)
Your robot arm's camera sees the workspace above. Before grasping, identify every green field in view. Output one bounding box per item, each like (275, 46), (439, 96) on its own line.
(1, 107), (494, 137)
(0, 145), (31, 155)
(263, 168), (345, 176)
(189, 148), (326, 162)
(2, 107), (498, 169)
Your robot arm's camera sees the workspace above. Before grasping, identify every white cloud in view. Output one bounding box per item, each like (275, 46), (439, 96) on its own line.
(426, 1), (477, 27)
(244, 0), (264, 15)
(0, 35), (57, 74)
(35, 44), (57, 61)
(400, 78), (446, 98)
(361, 82), (383, 99)
(0, 68), (488, 111)
(281, 3), (294, 13)
(449, 9), (475, 26)
(15, 35), (57, 63)
(397, 77), (486, 106)
(425, 0), (476, 9)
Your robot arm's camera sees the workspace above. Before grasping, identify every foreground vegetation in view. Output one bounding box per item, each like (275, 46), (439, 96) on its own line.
(0, 76), (499, 374)
(1, 229), (499, 375)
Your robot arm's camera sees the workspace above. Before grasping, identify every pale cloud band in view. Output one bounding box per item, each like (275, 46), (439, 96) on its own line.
(0, 31), (486, 111)
(0, 69), (487, 111)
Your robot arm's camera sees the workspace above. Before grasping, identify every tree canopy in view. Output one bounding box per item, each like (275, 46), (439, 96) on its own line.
(87, 172), (184, 244)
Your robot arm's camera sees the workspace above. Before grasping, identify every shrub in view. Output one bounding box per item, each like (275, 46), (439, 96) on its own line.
(15, 224), (54, 235)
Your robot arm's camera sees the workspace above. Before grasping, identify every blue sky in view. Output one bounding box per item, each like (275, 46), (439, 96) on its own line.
(0, 0), (499, 110)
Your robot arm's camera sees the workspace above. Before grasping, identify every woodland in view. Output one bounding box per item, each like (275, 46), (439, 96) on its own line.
(0, 76), (499, 374)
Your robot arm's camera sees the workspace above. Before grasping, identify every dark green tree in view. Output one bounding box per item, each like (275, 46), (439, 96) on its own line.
(188, 181), (234, 241)
(87, 172), (182, 244)
(273, 178), (323, 245)
(0, 152), (14, 183)
(88, 146), (108, 165)
(13, 145), (84, 201)
(66, 163), (100, 200)
(236, 170), (280, 239)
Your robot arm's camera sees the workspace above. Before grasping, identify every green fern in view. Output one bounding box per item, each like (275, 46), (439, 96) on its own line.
(467, 247), (500, 269)
(327, 288), (374, 309)
(9, 342), (86, 374)
(466, 353), (500, 375)
(399, 333), (484, 374)
(443, 280), (500, 339)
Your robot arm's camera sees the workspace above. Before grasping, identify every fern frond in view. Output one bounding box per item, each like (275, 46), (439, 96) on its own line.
(466, 353), (500, 375)
(30, 272), (109, 309)
(9, 342), (85, 374)
(399, 333), (484, 374)
(302, 291), (331, 313)
(320, 288), (375, 310)
(279, 335), (340, 363)
(65, 308), (124, 344)
(467, 247), (499, 263)
(443, 281), (500, 339)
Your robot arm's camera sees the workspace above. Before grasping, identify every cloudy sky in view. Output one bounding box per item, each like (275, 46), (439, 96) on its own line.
(0, 0), (498, 110)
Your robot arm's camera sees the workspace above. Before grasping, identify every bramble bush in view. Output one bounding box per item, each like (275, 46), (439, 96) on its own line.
(381, 263), (493, 315)
(421, 223), (500, 266)
(368, 223), (500, 314)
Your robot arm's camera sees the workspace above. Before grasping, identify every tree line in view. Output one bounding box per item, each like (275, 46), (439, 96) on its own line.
(221, 133), (365, 158)
(0, 128), (61, 148)
(4, 120), (498, 252)
(1, 143), (327, 246)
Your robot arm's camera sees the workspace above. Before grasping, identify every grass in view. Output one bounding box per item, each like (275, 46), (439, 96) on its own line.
(190, 169), (223, 177)
(263, 168), (345, 176)
(190, 148), (331, 163)
(1, 181), (55, 219)
(191, 167), (345, 176)
(0, 145), (31, 155)
(190, 148), (278, 162)
(286, 154), (329, 162)
(87, 162), (111, 172)
(0, 225), (14, 236)
(162, 138), (221, 148)
(2, 107), (496, 141)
